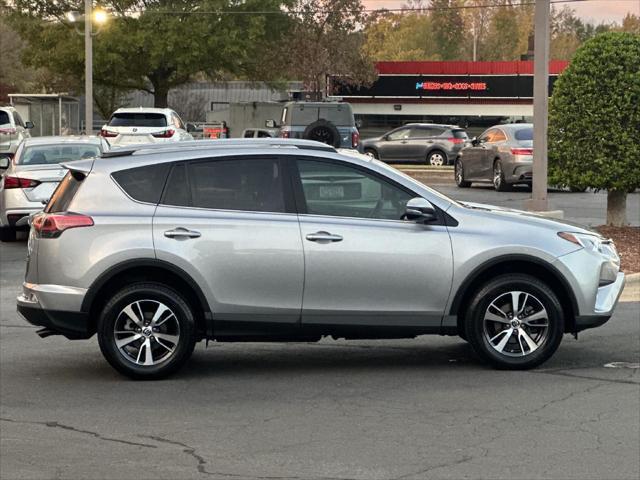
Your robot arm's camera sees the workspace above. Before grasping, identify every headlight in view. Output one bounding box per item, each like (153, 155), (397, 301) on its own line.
(558, 232), (621, 286)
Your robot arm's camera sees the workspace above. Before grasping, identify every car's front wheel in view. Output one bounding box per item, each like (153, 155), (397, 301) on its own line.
(493, 160), (511, 191)
(97, 282), (197, 380)
(464, 274), (564, 370)
(455, 159), (471, 188)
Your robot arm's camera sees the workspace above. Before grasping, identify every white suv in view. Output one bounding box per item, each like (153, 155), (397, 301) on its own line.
(99, 107), (193, 145)
(0, 107), (33, 159)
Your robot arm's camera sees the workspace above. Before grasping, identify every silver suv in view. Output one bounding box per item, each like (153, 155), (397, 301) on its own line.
(17, 139), (625, 379)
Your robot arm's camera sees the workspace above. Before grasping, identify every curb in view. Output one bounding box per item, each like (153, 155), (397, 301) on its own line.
(621, 272), (639, 302)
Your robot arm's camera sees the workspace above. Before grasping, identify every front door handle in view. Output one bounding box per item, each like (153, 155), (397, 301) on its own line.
(164, 227), (201, 239)
(306, 231), (343, 243)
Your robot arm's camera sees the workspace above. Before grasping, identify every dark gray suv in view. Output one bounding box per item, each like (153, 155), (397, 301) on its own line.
(361, 124), (468, 165)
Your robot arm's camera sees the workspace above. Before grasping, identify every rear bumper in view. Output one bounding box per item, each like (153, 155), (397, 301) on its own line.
(17, 302), (92, 339)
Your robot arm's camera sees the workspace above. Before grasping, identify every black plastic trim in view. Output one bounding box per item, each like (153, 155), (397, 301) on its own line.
(449, 254), (579, 317)
(81, 258), (212, 317)
(575, 315), (611, 332)
(18, 305), (91, 340)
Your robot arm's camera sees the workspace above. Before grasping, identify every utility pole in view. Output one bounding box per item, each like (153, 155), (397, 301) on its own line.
(526, 0), (550, 212)
(84, 0), (93, 135)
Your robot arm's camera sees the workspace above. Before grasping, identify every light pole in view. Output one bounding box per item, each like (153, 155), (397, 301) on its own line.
(526, 0), (550, 212)
(66, 3), (108, 135)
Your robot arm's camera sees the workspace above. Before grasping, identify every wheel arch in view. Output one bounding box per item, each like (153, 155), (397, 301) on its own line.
(450, 255), (579, 334)
(82, 259), (213, 338)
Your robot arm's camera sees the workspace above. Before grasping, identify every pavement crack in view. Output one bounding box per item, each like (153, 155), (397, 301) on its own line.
(392, 454), (475, 479)
(0, 417), (156, 449)
(140, 434), (357, 480)
(533, 369), (639, 385)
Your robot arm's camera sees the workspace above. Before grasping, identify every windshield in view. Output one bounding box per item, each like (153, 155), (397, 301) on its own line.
(108, 113), (167, 127)
(18, 144), (101, 165)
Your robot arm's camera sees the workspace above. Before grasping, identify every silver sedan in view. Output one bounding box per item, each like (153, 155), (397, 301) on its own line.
(0, 136), (108, 241)
(455, 123), (533, 191)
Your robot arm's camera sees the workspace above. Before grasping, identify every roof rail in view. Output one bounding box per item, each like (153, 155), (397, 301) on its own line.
(101, 138), (337, 158)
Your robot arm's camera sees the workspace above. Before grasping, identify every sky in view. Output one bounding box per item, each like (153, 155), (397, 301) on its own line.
(362, 1), (640, 24)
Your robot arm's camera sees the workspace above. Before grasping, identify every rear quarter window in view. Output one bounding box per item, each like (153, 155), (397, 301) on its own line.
(0, 111), (11, 127)
(112, 164), (170, 204)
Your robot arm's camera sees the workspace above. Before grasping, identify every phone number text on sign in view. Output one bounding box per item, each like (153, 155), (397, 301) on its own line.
(415, 82), (488, 91)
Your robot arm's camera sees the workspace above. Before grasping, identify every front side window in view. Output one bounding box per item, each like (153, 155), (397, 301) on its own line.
(296, 159), (413, 221)
(479, 129), (495, 143)
(491, 129), (507, 142)
(187, 158), (285, 213)
(387, 128), (410, 141)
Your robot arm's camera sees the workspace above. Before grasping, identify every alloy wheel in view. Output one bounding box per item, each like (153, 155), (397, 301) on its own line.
(113, 299), (181, 366)
(482, 291), (549, 357)
(493, 162), (503, 189)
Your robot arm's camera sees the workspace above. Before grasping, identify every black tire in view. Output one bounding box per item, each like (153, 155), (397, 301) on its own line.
(427, 150), (447, 166)
(97, 282), (197, 380)
(364, 148), (378, 159)
(0, 227), (17, 242)
(302, 119), (341, 148)
(455, 159), (471, 188)
(493, 160), (511, 192)
(464, 274), (564, 370)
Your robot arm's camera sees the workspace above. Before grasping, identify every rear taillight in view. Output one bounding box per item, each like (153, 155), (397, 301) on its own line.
(448, 137), (464, 144)
(3, 176), (41, 189)
(511, 148), (533, 156)
(152, 129), (175, 138)
(352, 131), (360, 148)
(32, 212), (93, 238)
(280, 129), (290, 139)
(0, 127), (17, 135)
(100, 129), (118, 138)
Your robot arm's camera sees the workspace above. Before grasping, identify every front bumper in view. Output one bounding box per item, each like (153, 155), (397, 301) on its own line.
(574, 272), (624, 331)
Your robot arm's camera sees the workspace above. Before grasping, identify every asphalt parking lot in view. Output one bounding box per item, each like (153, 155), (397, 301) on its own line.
(1, 190), (639, 480)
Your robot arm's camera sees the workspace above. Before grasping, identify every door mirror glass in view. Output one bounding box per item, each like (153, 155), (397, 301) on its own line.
(470, 137), (479, 146)
(265, 119), (276, 128)
(25, 121), (34, 129)
(0, 156), (10, 169)
(404, 197), (437, 223)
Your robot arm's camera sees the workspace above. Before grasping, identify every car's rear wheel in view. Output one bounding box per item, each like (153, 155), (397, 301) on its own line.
(493, 160), (511, 191)
(0, 227), (17, 242)
(97, 282), (196, 380)
(455, 159), (471, 188)
(364, 148), (378, 159)
(464, 274), (564, 370)
(427, 150), (446, 166)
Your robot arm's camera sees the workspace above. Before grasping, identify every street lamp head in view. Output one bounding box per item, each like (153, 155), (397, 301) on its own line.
(93, 9), (109, 25)
(66, 11), (81, 23)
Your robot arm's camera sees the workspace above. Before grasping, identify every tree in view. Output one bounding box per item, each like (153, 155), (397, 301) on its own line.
(363, 11), (435, 61)
(429, 0), (465, 60)
(8, 1), (293, 107)
(548, 32), (640, 226)
(284, 0), (376, 99)
(482, 1), (521, 61)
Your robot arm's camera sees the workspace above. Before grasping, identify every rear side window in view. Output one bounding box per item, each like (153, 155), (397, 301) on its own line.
(0, 111), (10, 127)
(186, 158), (285, 213)
(514, 128), (533, 141)
(45, 172), (84, 213)
(112, 164), (170, 204)
(162, 164), (190, 207)
(108, 113), (167, 128)
(452, 129), (468, 139)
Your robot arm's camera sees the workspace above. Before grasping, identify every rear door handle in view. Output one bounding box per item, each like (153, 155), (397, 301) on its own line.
(306, 231), (343, 243)
(164, 227), (201, 239)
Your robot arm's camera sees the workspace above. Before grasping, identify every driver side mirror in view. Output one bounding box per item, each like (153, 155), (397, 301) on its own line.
(0, 156), (9, 170)
(265, 119), (276, 128)
(25, 121), (34, 129)
(470, 136), (479, 146)
(404, 198), (438, 223)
